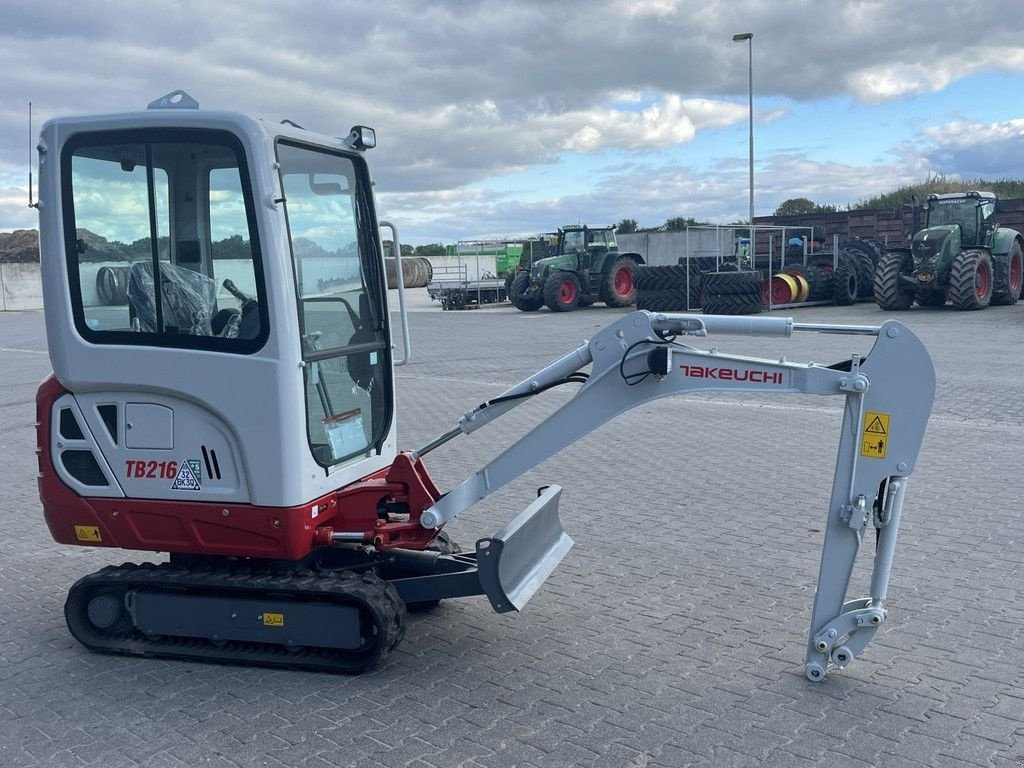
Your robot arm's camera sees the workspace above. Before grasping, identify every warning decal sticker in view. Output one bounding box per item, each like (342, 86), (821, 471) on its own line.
(74, 525), (102, 543)
(171, 459), (203, 491)
(860, 411), (891, 459)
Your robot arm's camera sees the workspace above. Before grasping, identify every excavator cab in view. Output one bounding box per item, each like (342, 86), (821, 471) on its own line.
(39, 94), (398, 513)
(35, 93), (575, 673)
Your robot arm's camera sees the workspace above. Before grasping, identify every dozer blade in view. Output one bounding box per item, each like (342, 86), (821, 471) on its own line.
(475, 485), (573, 613)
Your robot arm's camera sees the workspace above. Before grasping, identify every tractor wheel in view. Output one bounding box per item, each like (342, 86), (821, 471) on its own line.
(407, 531), (463, 612)
(702, 291), (762, 315)
(510, 272), (543, 311)
(991, 240), (1023, 306)
(949, 249), (993, 310)
(831, 254), (859, 306)
(602, 257), (638, 307)
(543, 272), (581, 312)
(915, 289), (947, 307)
(872, 253), (913, 311)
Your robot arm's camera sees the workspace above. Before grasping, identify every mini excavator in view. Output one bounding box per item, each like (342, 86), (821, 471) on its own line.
(35, 93), (934, 681)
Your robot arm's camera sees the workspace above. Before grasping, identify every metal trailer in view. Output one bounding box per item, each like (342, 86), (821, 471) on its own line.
(426, 263), (509, 309)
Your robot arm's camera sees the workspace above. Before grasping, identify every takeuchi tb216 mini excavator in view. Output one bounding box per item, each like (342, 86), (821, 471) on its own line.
(35, 92), (935, 682)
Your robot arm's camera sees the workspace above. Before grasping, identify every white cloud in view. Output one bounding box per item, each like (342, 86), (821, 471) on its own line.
(848, 46), (1024, 103)
(922, 118), (1024, 147)
(3, 0), (1024, 242)
(920, 118), (1024, 177)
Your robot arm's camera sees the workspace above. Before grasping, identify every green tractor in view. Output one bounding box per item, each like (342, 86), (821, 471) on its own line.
(509, 225), (643, 312)
(873, 191), (1024, 311)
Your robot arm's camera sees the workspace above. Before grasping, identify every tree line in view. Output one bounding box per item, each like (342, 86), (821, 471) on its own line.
(399, 175), (1024, 254)
(771, 175), (1024, 217)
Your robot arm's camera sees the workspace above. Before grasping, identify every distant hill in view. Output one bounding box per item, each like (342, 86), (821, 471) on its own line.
(0, 229), (274, 264)
(0, 229), (39, 263)
(853, 177), (1024, 210)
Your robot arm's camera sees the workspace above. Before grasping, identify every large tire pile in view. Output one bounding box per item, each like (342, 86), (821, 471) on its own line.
(770, 237), (885, 306)
(634, 257), (716, 311)
(701, 270), (762, 315)
(633, 237), (888, 315)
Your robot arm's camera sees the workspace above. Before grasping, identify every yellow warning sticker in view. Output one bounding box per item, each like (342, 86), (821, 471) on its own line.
(262, 612), (285, 628)
(74, 525), (102, 543)
(860, 411), (891, 459)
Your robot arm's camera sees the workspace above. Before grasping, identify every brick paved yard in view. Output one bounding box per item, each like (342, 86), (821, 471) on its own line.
(2, 294), (1023, 768)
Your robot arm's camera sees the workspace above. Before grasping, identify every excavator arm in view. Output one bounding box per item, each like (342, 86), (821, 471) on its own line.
(417, 311), (935, 681)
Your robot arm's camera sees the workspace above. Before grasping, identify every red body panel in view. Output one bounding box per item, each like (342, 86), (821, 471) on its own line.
(37, 376), (442, 560)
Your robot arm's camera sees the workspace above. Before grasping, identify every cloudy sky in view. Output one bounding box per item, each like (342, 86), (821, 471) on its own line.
(3, 0), (1024, 244)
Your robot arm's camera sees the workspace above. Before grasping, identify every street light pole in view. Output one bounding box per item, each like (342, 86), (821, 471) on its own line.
(733, 32), (754, 227)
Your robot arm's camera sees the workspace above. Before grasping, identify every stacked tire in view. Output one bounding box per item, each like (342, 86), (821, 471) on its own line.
(96, 265), (131, 305)
(785, 264), (831, 301)
(840, 238), (885, 300)
(635, 264), (696, 311)
(809, 253), (860, 306)
(701, 271), (762, 315)
(841, 237), (886, 267)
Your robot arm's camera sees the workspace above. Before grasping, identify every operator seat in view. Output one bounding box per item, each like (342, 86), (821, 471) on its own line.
(127, 260), (218, 336)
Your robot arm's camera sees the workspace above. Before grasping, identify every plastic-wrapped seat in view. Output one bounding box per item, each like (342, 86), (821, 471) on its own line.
(127, 261), (218, 336)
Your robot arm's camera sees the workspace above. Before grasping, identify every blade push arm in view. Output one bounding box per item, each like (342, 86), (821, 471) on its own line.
(418, 311), (935, 680)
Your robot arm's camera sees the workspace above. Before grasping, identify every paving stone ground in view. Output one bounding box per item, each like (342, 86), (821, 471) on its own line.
(1, 292), (1023, 768)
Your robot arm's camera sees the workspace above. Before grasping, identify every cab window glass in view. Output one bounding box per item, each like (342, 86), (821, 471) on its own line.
(64, 132), (265, 349)
(70, 150), (168, 332)
(277, 141), (390, 468)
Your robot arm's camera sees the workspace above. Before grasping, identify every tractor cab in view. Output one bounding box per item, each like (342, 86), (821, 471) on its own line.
(924, 191), (997, 244)
(541, 226), (615, 272)
(914, 191), (996, 267)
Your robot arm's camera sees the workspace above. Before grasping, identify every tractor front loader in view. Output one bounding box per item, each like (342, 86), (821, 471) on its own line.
(36, 94), (934, 682)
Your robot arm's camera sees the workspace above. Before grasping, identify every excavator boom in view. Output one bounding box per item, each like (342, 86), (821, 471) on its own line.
(417, 311), (935, 680)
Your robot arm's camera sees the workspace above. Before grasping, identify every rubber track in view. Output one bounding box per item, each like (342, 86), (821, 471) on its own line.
(65, 562), (406, 674)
